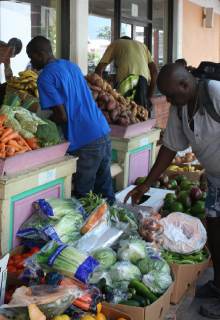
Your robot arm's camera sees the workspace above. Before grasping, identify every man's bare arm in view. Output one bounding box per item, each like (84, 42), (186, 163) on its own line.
(94, 63), (108, 77)
(49, 104), (68, 126)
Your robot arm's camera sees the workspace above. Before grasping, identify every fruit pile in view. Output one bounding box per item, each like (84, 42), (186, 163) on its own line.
(161, 175), (207, 218)
(7, 246), (40, 276)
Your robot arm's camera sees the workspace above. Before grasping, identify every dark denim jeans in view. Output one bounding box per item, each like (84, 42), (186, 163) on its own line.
(69, 133), (116, 205)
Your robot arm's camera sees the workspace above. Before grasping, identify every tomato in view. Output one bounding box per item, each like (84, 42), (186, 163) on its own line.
(7, 259), (14, 266)
(7, 266), (17, 274)
(30, 246), (40, 254)
(13, 258), (25, 270)
(11, 254), (22, 261)
(4, 292), (12, 304)
(16, 269), (23, 275)
(22, 253), (32, 259)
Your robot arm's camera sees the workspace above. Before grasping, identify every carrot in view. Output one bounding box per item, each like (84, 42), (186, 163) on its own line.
(19, 136), (32, 151)
(14, 148), (28, 155)
(0, 151), (6, 159)
(28, 142), (39, 150)
(0, 143), (5, 152)
(0, 115), (7, 126)
(81, 202), (107, 235)
(0, 127), (12, 140)
(25, 138), (37, 144)
(7, 140), (23, 150)
(5, 146), (15, 157)
(1, 132), (19, 143)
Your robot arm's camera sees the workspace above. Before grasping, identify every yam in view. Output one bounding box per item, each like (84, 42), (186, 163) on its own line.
(102, 111), (111, 124)
(95, 78), (103, 87)
(101, 81), (107, 91)
(110, 109), (119, 121)
(115, 101), (121, 114)
(131, 105), (138, 117)
(92, 91), (99, 101)
(98, 103), (107, 111)
(107, 100), (116, 111)
(107, 94), (114, 101)
(118, 95), (126, 105)
(117, 116), (130, 127)
(90, 73), (100, 81)
(98, 90), (105, 99)
(106, 83), (112, 91)
(90, 85), (102, 92)
(119, 103), (127, 110)
(109, 90), (119, 100)
(100, 94), (109, 103)
(128, 113), (136, 124)
(125, 97), (131, 106)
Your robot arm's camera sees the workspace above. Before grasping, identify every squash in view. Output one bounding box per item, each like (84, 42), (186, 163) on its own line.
(29, 304), (46, 320)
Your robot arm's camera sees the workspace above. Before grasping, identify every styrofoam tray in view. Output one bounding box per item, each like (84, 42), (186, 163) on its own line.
(110, 118), (156, 137)
(0, 140), (70, 176)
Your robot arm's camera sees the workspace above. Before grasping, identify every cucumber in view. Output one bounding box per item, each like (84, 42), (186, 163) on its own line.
(128, 288), (136, 295)
(128, 280), (158, 303)
(97, 277), (106, 290)
(119, 299), (140, 307)
(132, 294), (150, 307)
(101, 284), (113, 294)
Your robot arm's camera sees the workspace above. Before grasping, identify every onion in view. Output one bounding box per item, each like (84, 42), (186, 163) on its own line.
(148, 221), (159, 231)
(185, 155), (194, 163)
(146, 231), (157, 242)
(173, 156), (182, 164)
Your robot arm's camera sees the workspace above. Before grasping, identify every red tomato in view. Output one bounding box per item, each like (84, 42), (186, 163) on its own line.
(4, 292), (12, 304)
(7, 259), (14, 266)
(30, 246), (40, 254)
(7, 266), (17, 274)
(11, 254), (22, 261)
(13, 258), (25, 270)
(16, 269), (23, 275)
(22, 253), (32, 259)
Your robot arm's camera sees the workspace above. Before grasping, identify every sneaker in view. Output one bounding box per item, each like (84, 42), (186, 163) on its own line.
(200, 299), (220, 319)
(196, 281), (220, 298)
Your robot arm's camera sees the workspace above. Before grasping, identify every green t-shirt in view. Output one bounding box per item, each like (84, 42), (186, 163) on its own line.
(100, 39), (154, 84)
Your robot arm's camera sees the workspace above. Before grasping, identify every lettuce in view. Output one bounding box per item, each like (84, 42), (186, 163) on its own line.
(110, 262), (141, 282)
(91, 248), (116, 269)
(117, 239), (147, 264)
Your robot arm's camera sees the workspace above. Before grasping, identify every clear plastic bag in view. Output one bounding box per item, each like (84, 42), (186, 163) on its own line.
(138, 209), (164, 247)
(32, 198), (86, 220)
(117, 239), (147, 264)
(91, 248), (116, 269)
(159, 212), (207, 254)
(109, 204), (138, 230)
(0, 285), (81, 319)
(76, 209), (126, 254)
(137, 255), (170, 275)
(142, 270), (173, 295)
(109, 261), (142, 282)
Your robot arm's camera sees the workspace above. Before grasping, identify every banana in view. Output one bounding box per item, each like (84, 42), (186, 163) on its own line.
(19, 70), (38, 78)
(34, 89), (39, 98)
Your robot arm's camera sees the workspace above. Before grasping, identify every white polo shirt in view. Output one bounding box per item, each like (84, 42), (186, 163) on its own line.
(163, 80), (220, 187)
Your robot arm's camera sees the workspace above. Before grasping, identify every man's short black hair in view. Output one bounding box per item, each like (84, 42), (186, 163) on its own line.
(175, 58), (187, 68)
(120, 36), (132, 40)
(8, 38), (22, 55)
(27, 35), (52, 54)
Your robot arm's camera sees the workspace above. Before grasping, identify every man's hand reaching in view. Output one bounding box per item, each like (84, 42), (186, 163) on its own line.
(147, 97), (155, 113)
(124, 183), (150, 206)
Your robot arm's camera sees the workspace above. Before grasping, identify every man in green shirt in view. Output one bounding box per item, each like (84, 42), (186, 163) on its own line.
(95, 36), (158, 112)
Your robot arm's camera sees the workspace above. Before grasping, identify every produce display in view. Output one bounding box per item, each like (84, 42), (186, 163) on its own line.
(171, 152), (196, 164)
(166, 164), (201, 172)
(85, 73), (148, 126)
(2, 188), (209, 319)
(7, 69), (39, 98)
(0, 92), (61, 158)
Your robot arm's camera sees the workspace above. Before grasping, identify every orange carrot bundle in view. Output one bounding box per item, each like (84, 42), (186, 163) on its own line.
(81, 202), (107, 235)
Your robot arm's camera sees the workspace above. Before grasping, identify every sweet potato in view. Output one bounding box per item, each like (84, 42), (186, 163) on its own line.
(121, 110), (131, 117)
(117, 116), (130, 127)
(107, 100), (116, 111)
(128, 113), (136, 124)
(102, 111), (111, 124)
(110, 109), (119, 121)
(109, 90), (119, 100)
(125, 97), (131, 106)
(107, 94), (114, 101)
(101, 81), (107, 91)
(98, 103), (107, 111)
(100, 94), (109, 103)
(95, 78), (103, 87)
(131, 105), (138, 117)
(98, 90), (105, 99)
(92, 91), (99, 101)
(118, 95), (126, 105)
(115, 101), (121, 114)
(90, 73), (100, 81)
(90, 85), (102, 92)
(106, 83), (112, 91)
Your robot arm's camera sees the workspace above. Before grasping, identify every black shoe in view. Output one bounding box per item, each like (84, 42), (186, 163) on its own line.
(200, 299), (220, 319)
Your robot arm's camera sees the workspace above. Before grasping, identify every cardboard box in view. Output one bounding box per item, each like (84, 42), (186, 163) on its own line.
(169, 246), (210, 304)
(110, 118), (156, 137)
(103, 277), (174, 320)
(6, 85), (40, 113)
(164, 164), (205, 182)
(102, 306), (132, 320)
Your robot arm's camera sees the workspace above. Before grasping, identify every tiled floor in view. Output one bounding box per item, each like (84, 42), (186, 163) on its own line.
(184, 267), (214, 320)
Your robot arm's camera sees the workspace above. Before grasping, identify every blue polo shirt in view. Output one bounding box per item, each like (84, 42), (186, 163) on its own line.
(37, 59), (110, 151)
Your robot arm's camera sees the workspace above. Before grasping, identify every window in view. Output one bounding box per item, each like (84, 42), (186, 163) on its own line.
(0, 0), (61, 83)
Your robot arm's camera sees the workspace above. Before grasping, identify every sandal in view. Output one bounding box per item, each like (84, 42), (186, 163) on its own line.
(196, 281), (220, 298)
(200, 299), (220, 319)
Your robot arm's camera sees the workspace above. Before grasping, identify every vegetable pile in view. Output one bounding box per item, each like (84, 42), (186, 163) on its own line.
(85, 73), (148, 127)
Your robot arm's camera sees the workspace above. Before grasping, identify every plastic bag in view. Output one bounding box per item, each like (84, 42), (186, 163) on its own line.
(88, 266), (112, 287)
(160, 212), (207, 254)
(0, 285), (81, 319)
(110, 204), (138, 230)
(109, 261), (142, 282)
(142, 270), (173, 295)
(91, 248), (116, 269)
(34, 240), (99, 283)
(138, 209), (164, 247)
(117, 239), (147, 264)
(32, 198), (86, 219)
(76, 209), (126, 254)
(137, 255), (171, 275)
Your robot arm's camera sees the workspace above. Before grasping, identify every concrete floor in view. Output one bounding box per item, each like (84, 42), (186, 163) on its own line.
(185, 267), (215, 320)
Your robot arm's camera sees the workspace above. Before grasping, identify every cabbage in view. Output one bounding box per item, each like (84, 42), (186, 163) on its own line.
(91, 248), (116, 269)
(117, 239), (147, 264)
(142, 270), (173, 294)
(112, 281), (130, 289)
(137, 256), (170, 275)
(110, 262), (141, 282)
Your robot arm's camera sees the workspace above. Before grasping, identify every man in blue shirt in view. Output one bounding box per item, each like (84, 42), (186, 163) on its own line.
(26, 36), (115, 204)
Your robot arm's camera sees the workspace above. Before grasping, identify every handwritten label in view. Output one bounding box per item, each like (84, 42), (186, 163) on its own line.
(39, 169), (56, 185)
(140, 137), (149, 147)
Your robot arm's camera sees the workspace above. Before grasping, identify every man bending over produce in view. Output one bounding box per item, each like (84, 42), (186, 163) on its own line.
(124, 63), (220, 318)
(26, 36), (116, 205)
